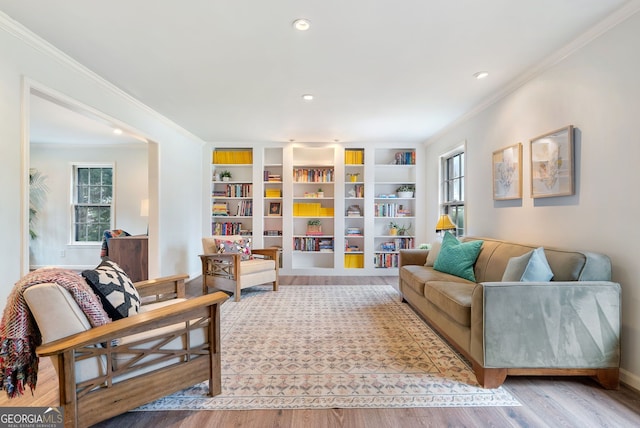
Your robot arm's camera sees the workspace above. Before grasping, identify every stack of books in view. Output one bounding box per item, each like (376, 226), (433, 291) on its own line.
(346, 227), (362, 236)
(264, 170), (282, 182)
(212, 203), (228, 216)
(319, 239), (334, 252)
(346, 205), (362, 217)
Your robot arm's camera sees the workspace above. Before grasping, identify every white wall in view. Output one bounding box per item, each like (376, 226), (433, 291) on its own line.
(0, 17), (205, 307)
(425, 12), (640, 387)
(29, 144), (148, 270)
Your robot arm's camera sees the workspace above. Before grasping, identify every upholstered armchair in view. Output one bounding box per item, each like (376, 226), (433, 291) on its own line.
(200, 235), (279, 301)
(23, 273), (228, 427)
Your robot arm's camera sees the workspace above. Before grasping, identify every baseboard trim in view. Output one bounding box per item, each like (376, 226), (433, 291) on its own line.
(620, 368), (640, 392)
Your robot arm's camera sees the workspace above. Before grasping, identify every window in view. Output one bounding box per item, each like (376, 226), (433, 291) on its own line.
(441, 148), (465, 237)
(73, 165), (113, 242)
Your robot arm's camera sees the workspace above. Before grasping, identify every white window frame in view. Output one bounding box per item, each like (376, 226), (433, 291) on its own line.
(71, 163), (115, 244)
(439, 143), (466, 237)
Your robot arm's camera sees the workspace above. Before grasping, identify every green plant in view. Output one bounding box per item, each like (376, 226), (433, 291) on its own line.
(397, 223), (412, 235)
(388, 221), (399, 230)
(317, 188), (323, 192)
(308, 219), (322, 226)
(396, 184), (414, 192)
(220, 170), (232, 178)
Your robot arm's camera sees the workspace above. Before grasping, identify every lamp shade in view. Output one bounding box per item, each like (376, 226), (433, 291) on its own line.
(435, 214), (456, 232)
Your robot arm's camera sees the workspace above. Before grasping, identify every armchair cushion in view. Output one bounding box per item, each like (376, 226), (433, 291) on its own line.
(82, 259), (141, 320)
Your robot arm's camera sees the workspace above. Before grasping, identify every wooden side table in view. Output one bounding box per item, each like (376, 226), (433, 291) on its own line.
(108, 235), (148, 282)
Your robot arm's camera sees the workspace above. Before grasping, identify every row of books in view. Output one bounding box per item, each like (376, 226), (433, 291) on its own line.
(293, 203), (334, 217)
(393, 151), (415, 165)
(212, 150), (253, 164)
(211, 222), (251, 236)
(293, 168), (334, 183)
(379, 238), (414, 252)
(374, 253), (399, 268)
(213, 184), (252, 197)
(293, 237), (334, 252)
(345, 149), (364, 165)
(374, 203), (411, 217)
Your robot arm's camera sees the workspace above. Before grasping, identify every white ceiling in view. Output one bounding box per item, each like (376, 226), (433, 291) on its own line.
(0, 1), (632, 145)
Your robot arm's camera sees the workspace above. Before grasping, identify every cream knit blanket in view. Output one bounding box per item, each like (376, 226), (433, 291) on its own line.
(0, 268), (111, 397)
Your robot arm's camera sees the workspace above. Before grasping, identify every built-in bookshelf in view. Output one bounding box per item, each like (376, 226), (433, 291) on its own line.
(263, 147), (283, 266)
(207, 143), (421, 274)
(344, 148), (365, 269)
(373, 148), (416, 268)
(210, 148), (253, 236)
(291, 146), (335, 270)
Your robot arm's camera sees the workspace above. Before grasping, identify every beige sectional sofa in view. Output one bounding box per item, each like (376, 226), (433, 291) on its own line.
(398, 236), (621, 389)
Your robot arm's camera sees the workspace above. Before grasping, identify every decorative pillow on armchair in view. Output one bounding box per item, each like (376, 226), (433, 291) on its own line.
(214, 238), (252, 261)
(433, 232), (483, 282)
(82, 259), (141, 320)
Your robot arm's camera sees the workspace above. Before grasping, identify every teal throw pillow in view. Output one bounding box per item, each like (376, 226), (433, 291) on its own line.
(433, 232), (483, 282)
(501, 250), (533, 281)
(520, 247), (554, 282)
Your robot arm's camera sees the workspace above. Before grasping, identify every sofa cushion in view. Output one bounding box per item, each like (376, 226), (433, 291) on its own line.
(434, 232), (483, 282)
(424, 241), (441, 267)
(400, 265), (466, 296)
(521, 247), (554, 281)
(501, 250), (533, 281)
(82, 259), (141, 320)
(423, 280), (475, 327)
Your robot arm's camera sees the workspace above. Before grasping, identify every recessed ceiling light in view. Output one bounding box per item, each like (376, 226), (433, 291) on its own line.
(293, 18), (311, 31)
(113, 128), (123, 135)
(302, 94), (314, 101)
(473, 71), (489, 80)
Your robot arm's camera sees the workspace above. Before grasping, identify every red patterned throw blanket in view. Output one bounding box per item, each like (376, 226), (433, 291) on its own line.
(0, 268), (111, 398)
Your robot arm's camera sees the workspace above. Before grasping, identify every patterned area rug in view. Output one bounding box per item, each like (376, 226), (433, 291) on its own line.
(136, 285), (519, 410)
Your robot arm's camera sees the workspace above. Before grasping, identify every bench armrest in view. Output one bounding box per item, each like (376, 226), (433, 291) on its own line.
(135, 273), (189, 300)
(36, 291), (229, 357)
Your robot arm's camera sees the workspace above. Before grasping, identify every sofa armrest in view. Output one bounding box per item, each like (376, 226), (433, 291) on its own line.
(472, 281), (621, 369)
(399, 249), (429, 267)
(36, 291), (229, 357)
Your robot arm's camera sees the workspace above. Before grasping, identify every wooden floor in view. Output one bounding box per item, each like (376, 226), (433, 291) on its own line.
(2, 276), (640, 427)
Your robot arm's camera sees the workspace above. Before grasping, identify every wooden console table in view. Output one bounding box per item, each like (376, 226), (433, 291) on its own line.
(108, 235), (148, 282)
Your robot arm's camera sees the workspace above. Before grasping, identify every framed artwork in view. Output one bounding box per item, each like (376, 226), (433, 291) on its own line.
(492, 143), (522, 200)
(530, 125), (574, 198)
(268, 201), (282, 216)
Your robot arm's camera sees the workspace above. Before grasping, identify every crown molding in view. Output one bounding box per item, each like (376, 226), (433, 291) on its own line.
(424, 0), (640, 146)
(0, 11), (205, 146)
